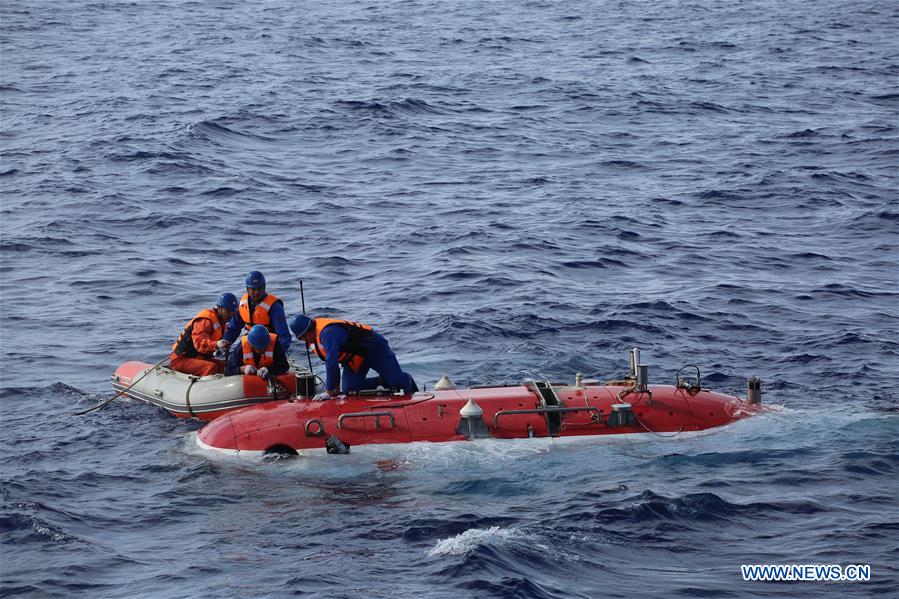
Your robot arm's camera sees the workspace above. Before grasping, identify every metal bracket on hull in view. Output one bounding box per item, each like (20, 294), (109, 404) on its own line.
(493, 406), (602, 434)
(524, 381), (565, 434)
(304, 418), (326, 437)
(676, 365), (702, 395)
(337, 411), (396, 430)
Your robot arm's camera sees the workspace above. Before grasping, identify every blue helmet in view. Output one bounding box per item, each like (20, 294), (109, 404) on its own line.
(216, 292), (238, 312)
(290, 314), (312, 338)
(245, 270), (266, 289)
(247, 325), (271, 350)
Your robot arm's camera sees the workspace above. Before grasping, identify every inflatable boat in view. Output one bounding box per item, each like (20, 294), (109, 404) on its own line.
(195, 350), (765, 456)
(111, 361), (297, 421)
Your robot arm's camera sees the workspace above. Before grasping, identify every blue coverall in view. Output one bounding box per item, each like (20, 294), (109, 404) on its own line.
(318, 324), (415, 394)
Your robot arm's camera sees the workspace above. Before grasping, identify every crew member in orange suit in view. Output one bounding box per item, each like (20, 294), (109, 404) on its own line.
(169, 292), (238, 377)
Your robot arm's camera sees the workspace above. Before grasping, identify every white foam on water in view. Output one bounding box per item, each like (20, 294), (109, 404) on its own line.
(427, 525), (583, 563)
(427, 525), (521, 557)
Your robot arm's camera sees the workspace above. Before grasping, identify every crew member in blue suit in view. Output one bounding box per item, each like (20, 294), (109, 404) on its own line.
(221, 270), (291, 352)
(290, 315), (418, 400)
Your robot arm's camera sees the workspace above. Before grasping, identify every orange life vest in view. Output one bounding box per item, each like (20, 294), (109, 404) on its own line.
(240, 334), (278, 369)
(238, 292), (281, 331)
(171, 308), (224, 359)
(313, 318), (374, 372)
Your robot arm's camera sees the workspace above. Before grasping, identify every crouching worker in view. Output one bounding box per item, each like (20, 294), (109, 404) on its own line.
(225, 324), (289, 379)
(170, 292), (238, 377)
(290, 315), (417, 401)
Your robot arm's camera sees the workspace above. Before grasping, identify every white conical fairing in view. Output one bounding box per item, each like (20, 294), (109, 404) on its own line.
(434, 375), (456, 390)
(459, 398), (483, 418)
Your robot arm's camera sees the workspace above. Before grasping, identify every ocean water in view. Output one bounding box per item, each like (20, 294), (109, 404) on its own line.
(1, 0), (897, 597)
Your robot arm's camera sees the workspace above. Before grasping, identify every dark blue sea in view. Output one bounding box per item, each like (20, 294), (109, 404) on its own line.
(2, 0), (897, 597)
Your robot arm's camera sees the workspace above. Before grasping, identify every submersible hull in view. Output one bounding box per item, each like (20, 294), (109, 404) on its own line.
(195, 378), (760, 456)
